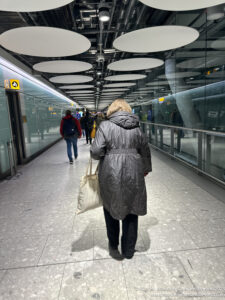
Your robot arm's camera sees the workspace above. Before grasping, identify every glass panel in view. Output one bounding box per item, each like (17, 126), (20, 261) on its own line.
(174, 129), (198, 166)
(161, 127), (171, 153)
(0, 88), (12, 175)
(204, 134), (225, 182)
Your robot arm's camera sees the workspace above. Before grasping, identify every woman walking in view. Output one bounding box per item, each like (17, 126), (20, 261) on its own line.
(91, 99), (152, 259)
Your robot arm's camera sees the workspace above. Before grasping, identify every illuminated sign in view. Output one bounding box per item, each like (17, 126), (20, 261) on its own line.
(4, 79), (20, 90)
(159, 97), (165, 103)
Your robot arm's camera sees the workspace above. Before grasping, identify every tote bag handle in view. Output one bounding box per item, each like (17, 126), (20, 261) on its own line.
(86, 157), (99, 176)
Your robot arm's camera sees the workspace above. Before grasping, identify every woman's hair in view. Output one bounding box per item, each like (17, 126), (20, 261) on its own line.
(107, 99), (132, 117)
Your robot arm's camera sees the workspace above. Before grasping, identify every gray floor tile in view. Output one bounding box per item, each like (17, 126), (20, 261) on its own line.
(0, 235), (47, 269)
(140, 220), (198, 254)
(122, 254), (198, 298)
(0, 271), (5, 284)
(0, 264), (64, 300)
(38, 231), (94, 265)
(73, 208), (105, 232)
(28, 212), (75, 235)
(180, 219), (225, 248)
(59, 260), (128, 300)
(174, 247), (225, 297)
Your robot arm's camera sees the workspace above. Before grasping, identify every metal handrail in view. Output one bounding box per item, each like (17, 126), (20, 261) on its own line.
(140, 121), (225, 137)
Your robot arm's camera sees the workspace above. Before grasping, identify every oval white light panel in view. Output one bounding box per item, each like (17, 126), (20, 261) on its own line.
(108, 58), (164, 71)
(138, 0), (225, 11)
(104, 83), (136, 87)
(0, 27), (91, 57)
(211, 37), (225, 49)
(68, 90), (94, 94)
(0, 0), (74, 12)
(147, 81), (170, 86)
(60, 85), (94, 89)
(102, 88), (129, 92)
(105, 74), (146, 81)
(113, 26), (199, 53)
(33, 60), (92, 73)
(177, 57), (225, 69)
(158, 72), (200, 79)
(50, 75), (93, 84)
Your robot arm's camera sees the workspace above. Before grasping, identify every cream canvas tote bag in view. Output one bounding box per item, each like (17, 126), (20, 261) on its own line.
(77, 158), (102, 215)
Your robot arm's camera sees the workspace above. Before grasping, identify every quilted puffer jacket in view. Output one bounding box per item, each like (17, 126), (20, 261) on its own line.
(90, 111), (152, 220)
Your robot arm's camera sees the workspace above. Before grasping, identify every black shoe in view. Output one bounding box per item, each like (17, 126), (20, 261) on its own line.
(69, 160), (73, 164)
(75, 155), (78, 160)
(122, 250), (136, 259)
(108, 243), (123, 261)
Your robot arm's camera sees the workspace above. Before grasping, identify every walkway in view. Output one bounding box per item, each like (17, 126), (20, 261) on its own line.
(0, 138), (225, 299)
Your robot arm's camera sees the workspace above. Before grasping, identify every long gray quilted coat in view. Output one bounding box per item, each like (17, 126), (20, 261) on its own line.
(90, 111), (152, 220)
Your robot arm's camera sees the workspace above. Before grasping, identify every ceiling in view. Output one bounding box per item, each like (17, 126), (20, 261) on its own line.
(0, 0), (225, 111)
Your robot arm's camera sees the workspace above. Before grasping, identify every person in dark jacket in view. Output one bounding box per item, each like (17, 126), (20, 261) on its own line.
(91, 99), (152, 260)
(60, 110), (82, 164)
(83, 110), (94, 144)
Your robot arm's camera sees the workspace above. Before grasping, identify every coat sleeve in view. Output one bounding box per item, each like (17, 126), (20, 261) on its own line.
(90, 124), (106, 160)
(139, 131), (152, 173)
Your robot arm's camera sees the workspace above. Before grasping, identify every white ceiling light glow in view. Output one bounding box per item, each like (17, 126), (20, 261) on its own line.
(105, 74), (146, 81)
(33, 60), (92, 73)
(107, 58), (164, 71)
(60, 85), (94, 90)
(0, 0), (74, 12)
(104, 83), (136, 87)
(137, 0), (225, 11)
(50, 75), (93, 84)
(211, 37), (225, 49)
(113, 26), (199, 53)
(67, 90), (94, 94)
(158, 72), (200, 79)
(102, 88), (129, 92)
(0, 27), (91, 57)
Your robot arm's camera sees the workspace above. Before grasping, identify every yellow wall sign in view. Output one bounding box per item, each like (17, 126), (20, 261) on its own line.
(10, 79), (20, 90)
(159, 97), (165, 103)
(4, 79), (20, 90)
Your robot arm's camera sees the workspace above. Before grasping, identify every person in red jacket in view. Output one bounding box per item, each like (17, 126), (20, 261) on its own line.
(60, 110), (82, 164)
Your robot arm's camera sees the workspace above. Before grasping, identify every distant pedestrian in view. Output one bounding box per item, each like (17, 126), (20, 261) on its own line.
(80, 113), (86, 137)
(83, 110), (94, 144)
(60, 110), (82, 164)
(91, 99), (152, 260)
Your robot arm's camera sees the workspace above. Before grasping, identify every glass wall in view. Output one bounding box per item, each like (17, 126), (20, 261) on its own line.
(0, 57), (74, 177)
(0, 87), (12, 176)
(130, 11), (225, 184)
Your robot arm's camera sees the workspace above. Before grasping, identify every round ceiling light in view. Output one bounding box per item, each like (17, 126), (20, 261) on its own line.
(158, 72), (200, 79)
(0, 0), (74, 12)
(0, 27), (91, 57)
(105, 74), (146, 81)
(60, 85), (94, 89)
(68, 91), (94, 94)
(107, 58), (164, 71)
(50, 75), (93, 84)
(102, 88), (129, 92)
(113, 26), (199, 53)
(177, 57), (225, 69)
(137, 0), (225, 11)
(104, 83), (136, 87)
(33, 60), (92, 73)
(211, 37), (225, 49)
(147, 81), (170, 86)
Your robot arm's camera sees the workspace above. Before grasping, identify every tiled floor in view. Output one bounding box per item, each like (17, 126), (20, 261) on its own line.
(0, 138), (225, 299)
